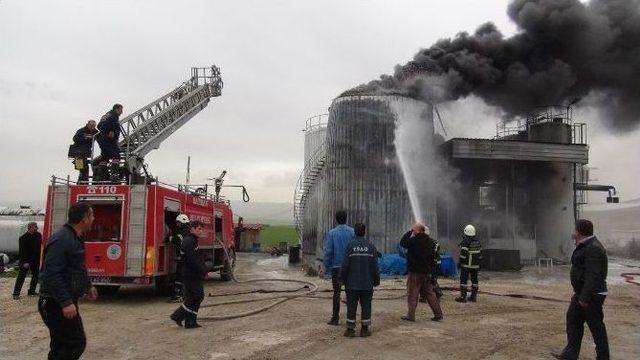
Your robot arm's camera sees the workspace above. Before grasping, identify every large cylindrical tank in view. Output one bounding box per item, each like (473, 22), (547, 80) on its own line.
(303, 115), (327, 178)
(528, 122), (572, 144)
(0, 216), (45, 255)
(316, 94), (436, 254)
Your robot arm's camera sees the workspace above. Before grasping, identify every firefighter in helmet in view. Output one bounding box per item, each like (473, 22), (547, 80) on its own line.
(455, 224), (482, 303)
(169, 214), (190, 301)
(170, 219), (209, 328)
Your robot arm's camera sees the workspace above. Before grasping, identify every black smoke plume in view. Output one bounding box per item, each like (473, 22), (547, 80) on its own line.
(348, 0), (640, 130)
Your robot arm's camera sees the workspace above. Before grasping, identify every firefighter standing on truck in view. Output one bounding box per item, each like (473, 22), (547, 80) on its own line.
(169, 214), (191, 302)
(170, 220), (210, 328)
(455, 224), (482, 303)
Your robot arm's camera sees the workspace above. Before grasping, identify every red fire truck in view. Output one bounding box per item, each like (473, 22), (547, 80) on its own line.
(42, 66), (242, 294)
(43, 181), (237, 294)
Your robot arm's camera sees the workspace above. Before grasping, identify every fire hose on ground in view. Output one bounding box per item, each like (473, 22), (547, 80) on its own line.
(198, 244), (639, 321)
(197, 241), (319, 321)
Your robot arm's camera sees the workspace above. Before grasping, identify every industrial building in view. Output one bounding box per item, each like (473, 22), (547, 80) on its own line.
(295, 94), (604, 270)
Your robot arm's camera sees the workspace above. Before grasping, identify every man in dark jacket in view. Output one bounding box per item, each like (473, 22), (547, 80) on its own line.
(38, 202), (98, 360)
(95, 104), (123, 182)
(96, 104), (123, 161)
(553, 219), (609, 360)
(339, 223), (380, 337)
(12, 222), (42, 299)
(400, 223), (443, 322)
(170, 220), (211, 329)
(71, 120), (98, 183)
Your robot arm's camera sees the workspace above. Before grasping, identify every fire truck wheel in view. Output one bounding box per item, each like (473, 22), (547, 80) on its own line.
(95, 285), (120, 296)
(220, 249), (236, 282)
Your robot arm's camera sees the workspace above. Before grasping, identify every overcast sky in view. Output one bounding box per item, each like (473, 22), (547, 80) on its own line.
(0, 0), (638, 206)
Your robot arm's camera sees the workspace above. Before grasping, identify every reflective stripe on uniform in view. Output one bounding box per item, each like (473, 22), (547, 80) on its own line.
(181, 303), (198, 314)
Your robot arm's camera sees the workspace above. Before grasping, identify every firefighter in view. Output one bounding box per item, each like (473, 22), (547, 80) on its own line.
(421, 236), (443, 302)
(71, 120), (98, 183)
(169, 214), (191, 302)
(170, 220), (210, 328)
(96, 104), (123, 181)
(455, 224), (482, 303)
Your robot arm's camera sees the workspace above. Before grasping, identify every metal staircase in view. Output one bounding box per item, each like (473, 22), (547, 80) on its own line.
(293, 140), (327, 237)
(94, 66), (223, 178)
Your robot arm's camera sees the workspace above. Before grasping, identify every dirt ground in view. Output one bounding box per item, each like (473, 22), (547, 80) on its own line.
(1, 253), (639, 360)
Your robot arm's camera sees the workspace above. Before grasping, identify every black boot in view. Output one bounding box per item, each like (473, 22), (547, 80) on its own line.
(343, 328), (356, 337)
(455, 286), (467, 303)
(360, 325), (371, 337)
(184, 314), (202, 329)
(327, 318), (339, 326)
(469, 286), (478, 302)
(170, 307), (186, 327)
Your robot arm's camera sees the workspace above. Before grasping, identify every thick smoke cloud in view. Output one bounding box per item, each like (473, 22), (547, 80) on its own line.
(350, 0), (640, 130)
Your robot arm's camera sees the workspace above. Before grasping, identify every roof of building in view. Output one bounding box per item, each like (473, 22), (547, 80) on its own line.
(441, 138), (589, 164)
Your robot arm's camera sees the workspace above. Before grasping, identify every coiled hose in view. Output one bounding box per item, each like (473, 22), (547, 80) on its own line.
(197, 242), (318, 321)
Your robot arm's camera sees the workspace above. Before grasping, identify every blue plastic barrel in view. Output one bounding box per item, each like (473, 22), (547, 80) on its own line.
(439, 255), (457, 278)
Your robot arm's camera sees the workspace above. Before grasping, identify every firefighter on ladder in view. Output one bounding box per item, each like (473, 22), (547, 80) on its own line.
(170, 219), (211, 328)
(169, 214), (190, 302)
(455, 224), (482, 303)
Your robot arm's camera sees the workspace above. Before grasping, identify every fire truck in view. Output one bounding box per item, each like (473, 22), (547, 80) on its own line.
(42, 66), (244, 295)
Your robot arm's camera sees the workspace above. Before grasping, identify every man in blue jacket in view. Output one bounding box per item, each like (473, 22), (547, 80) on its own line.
(320, 210), (354, 325)
(339, 223), (380, 337)
(38, 202), (98, 360)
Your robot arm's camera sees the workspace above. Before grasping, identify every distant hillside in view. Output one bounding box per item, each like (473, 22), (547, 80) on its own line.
(229, 201), (293, 225)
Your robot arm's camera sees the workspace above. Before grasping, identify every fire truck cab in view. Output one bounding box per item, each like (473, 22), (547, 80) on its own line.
(43, 179), (236, 295)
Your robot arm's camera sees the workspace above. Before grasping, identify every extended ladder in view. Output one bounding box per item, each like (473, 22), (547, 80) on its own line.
(93, 66), (223, 179)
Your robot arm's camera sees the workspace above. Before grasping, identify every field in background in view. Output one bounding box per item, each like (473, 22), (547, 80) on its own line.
(259, 225), (298, 249)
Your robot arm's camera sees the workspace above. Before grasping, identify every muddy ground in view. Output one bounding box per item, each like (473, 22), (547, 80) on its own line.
(1, 253), (639, 360)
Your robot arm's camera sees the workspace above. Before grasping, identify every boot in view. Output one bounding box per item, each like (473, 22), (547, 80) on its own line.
(170, 307), (186, 327)
(326, 318), (339, 326)
(343, 328), (356, 337)
(184, 314), (202, 329)
(360, 325), (371, 337)
(455, 286), (467, 303)
(469, 286), (478, 302)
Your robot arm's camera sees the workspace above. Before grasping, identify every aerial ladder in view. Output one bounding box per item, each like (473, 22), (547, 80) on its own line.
(92, 65), (223, 183)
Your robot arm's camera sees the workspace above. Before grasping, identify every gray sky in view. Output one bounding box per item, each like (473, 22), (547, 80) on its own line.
(0, 0), (637, 205)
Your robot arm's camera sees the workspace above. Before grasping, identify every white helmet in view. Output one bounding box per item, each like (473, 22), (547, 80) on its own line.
(463, 224), (476, 237)
(176, 214), (190, 224)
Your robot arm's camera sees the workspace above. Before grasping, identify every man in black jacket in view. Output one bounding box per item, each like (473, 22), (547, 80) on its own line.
(553, 219), (609, 360)
(95, 104), (123, 182)
(12, 222), (42, 299)
(96, 104), (123, 161)
(38, 202), (98, 360)
(170, 220), (211, 329)
(339, 223), (380, 337)
(71, 120), (98, 183)
(400, 223), (443, 322)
